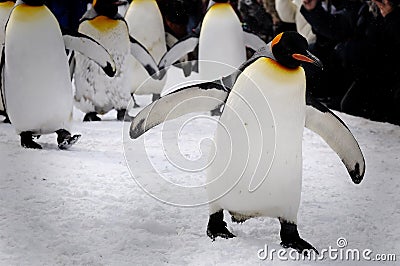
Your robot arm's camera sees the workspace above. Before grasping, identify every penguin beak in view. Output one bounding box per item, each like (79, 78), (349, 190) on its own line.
(292, 51), (323, 69)
(113, 0), (128, 5)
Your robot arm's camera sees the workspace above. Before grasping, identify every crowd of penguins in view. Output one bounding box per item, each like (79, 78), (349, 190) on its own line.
(0, 0), (399, 149)
(0, 0), (369, 255)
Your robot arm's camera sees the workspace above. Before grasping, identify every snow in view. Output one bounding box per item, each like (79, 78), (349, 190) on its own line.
(0, 67), (399, 265)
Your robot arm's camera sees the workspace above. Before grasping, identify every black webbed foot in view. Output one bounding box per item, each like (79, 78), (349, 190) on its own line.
(20, 131), (42, 149)
(83, 112), (101, 122)
(279, 219), (318, 256)
(207, 210), (236, 241)
(117, 109), (133, 122)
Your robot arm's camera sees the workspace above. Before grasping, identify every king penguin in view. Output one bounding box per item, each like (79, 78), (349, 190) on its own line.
(156, 0), (267, 115)
(129, 32), (366, 254)
(0, 0), (15, 124)
(157, 0), (267, 80)
(2, 0), (116, 149)
(125, 0), (167, 102)
(73, 0), (160, 122)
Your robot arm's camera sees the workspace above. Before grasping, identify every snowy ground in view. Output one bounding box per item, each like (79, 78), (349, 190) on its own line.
(0, 68), (399, 265)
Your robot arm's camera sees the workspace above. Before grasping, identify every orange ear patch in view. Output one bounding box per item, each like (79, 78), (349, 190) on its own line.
(271, 32), (283, 48)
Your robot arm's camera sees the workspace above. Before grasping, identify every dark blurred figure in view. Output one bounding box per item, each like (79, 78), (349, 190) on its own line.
(157, 0), (203, 39)
(46, 0), (90, 31)
(340, 0), (400, 124)
(238, 0), (274, 42)
(300, 0), (362, 108)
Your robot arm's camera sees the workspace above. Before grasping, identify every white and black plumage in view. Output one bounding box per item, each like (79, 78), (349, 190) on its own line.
(2, 0), (115, 149)
(129, 32), (365, 254)
(73, 0), (160, 122)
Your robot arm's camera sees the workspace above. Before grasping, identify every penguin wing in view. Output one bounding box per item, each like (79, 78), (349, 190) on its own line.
(243, 30), (267, 52)
(68, 50), (76, 81)
(63, 32), (116, 77)
(0, 45), (5, 112)
(130, 82), (228, 139)
(158, 35), (199, 72)
(130, 36), (161, 79)
(305, 96), (365, 184)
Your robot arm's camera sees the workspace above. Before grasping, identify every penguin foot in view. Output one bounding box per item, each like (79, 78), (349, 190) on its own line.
(152, 93), (160, 102)
(279, 219), (318, 256)
(117, 109), (133, 122)
(83, 112), (101, 122)
(56, 129), (81, 150)
(3, 116), (10, 124)
(20, 131), (42, 149)
(206, 210), (236, 241)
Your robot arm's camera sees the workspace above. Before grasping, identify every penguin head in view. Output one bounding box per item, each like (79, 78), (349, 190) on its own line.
(271, 31), (322, 69)
(21, 0), (44, 6)
(0, 0), (15, 2)
(92, 0), (128, 17)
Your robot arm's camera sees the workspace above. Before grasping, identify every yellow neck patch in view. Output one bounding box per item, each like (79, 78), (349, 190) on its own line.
(210, 3), (232, 13)
(0, 1), (14, 9)
(12, 4), (48, 22)
(258, 57), (301, 75)
(89, 16), (119, 32)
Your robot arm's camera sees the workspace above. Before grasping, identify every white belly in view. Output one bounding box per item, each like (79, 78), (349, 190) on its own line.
(125, 0), (167, 95)
(207, 58), (306, 222)
(74, 17), (133, 114)
(5, 5), (72, 134)
(199, 3), (246, 81)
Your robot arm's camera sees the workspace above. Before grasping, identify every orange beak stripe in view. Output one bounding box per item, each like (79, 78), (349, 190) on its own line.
(292, 53), (315, 63)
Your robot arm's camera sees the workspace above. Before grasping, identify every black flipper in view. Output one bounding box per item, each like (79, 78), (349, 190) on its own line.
(68, 50), (76, 81)
(63, 31), (116, 77)
(279, 219), (318, 255)
(0, 45), (7, 116)
(207, 210), (236, 240)
(129, 36), (161, 79)
(158, 35), (199, 75)
(305, 95), (366, 184)
(56, 129), (81, 150)
(129, 81), (228, 139)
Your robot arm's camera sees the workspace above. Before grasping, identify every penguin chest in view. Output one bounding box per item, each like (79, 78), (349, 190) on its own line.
(207, 58), (306, 220)
(199, 3), (246, 80)
(125, 0), (166, 61)
(74, 18), (132, 113)
(125, 0), (167, 94)
(4, 5), (72, 134)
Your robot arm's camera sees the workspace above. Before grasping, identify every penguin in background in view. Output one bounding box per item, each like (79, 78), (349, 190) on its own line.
(2, 0), (116, 149)
(125, 0), (167, 103)
(157, 0), (268, 82)
(129, 32), (366, 254)
(0, 0), (15, 124)
(72, 0), (160, 122)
